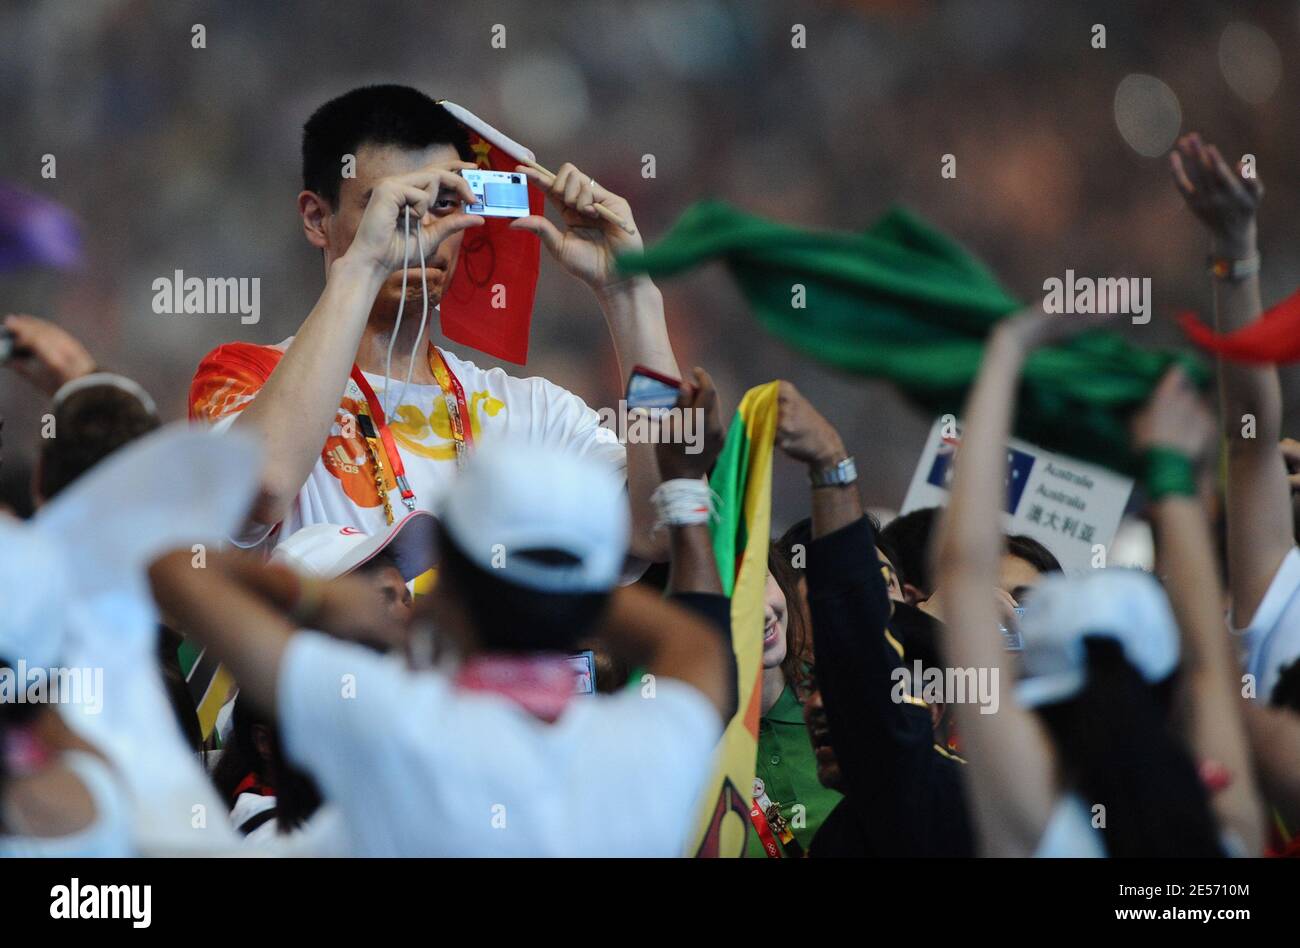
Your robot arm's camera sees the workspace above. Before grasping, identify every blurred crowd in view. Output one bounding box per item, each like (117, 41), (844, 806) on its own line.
(3, 3), (1300, 862)
(5, 0), (1300, 526)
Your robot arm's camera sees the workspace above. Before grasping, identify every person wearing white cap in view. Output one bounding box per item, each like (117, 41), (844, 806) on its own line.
(270, 511), (435, 647)
(930, 307), (1263, 858)
(151, 380), (734, 856)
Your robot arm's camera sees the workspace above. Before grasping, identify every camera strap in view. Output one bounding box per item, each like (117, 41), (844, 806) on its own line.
(349, 346), (475, 524)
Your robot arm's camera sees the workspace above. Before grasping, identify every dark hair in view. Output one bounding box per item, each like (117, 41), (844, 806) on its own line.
(39, 383), (159, 500)
(1272, 659), (1300, 714)
(777, 513), (897, 578)
(776, 518), (812, 575)
(438, 534), (610, 654)
(353, 549), (400, 578)
(879, 507), (941, 595)
(211, 700), (322, 834)
(768, 543), (810, 687)
(1005, 534), (1063, 575)
(302, 85), (473, 208)
(1036, 638), (1224, 857)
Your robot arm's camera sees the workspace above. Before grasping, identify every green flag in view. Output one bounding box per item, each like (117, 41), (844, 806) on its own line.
(619, 201), (1205, 475)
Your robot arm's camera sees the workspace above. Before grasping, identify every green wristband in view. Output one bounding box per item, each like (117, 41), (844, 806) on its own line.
(1143, 447), (1198, 501)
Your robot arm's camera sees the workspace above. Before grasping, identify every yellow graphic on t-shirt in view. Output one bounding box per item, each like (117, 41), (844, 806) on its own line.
(390, 389), (506, 460)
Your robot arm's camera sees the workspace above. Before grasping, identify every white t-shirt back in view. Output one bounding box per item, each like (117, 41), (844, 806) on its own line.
(276, 632), (720, 856)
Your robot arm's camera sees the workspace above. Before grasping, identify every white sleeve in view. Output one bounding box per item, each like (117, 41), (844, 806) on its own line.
(534, 377), (627, 477)
(1238, 546), (1300, 701)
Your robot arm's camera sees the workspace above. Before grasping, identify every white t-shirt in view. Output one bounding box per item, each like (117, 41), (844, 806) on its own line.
(276, 632), (721, 856)
(1235, 546), (1300, 702)
(190, 339), (625, 548)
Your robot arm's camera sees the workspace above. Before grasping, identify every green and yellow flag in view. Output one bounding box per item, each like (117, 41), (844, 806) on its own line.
(690, 380), (779, 857)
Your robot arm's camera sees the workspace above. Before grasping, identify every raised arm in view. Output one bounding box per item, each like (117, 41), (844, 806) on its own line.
(148, 550), (397, 715)
(513, 163), (679, 562)
(773, 381), (863, 538)
(1170, 133), (1285, 625)
(775, 381), (959, 849)
(1134, 368), (1266, 854)
(654, 367), (726, 597)
(929, 308), (1069, 856)
(234, 162), (482, 527)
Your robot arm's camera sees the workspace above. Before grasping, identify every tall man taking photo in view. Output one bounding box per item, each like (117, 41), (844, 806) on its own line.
(191, 86), (677, 560)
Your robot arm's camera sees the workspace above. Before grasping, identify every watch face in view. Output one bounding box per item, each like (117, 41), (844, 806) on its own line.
(812, 458), (855, 486)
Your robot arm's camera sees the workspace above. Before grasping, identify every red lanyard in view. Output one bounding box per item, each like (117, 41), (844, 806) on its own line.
(351, 366), (417, 514)
(348, 346), (475, 519)
(428, 347), (474, 466)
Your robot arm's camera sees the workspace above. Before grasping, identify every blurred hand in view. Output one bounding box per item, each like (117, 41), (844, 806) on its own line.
(314, 573), (410, 652)
(342, 160), (483, 275)
(512, 162), (641, 289)
(2, 314), (96, 396)
(775, 381), (847, 469)
(1131, 366), (1216, 462)
(655, 366), (725, 482)
(1170, 132), (1262, 250)
(993, 299), (1117, 352)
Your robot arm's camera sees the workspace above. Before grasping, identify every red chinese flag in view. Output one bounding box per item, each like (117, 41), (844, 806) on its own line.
(438, 101), (543, 365)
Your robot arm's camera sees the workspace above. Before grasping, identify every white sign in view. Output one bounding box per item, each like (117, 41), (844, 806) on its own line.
(900, 417), (1133, 573)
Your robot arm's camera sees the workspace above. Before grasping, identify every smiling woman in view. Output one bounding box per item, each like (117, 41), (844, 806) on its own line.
(743, 544), (839, 858)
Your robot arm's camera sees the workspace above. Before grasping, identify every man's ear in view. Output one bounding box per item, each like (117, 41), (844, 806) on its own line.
(903, 582), (927, 606)
(298, 190), (331, 251)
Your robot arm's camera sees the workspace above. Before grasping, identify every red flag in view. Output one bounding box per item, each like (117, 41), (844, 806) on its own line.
(438, 101), (543, 365)
(1179, 288), (1300, 364)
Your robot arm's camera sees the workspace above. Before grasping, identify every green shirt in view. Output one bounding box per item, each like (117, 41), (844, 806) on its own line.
(744, 684), (844, 857)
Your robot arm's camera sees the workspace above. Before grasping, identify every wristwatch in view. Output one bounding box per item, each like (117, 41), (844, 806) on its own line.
(810, 456), (857, 487)
(1207, 253), (1260, 283)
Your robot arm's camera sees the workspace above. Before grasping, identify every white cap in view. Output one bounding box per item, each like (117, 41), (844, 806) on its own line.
(1015, 569), (1180, 708)
(272, 510), (436, 581)
(439, 440), (628, 594)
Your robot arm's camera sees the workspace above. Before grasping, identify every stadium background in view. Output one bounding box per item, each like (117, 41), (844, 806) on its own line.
(2, 0), (1298, 530)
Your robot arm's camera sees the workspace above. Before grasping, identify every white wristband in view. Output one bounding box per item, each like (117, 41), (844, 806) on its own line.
(651, 478), (716, 529)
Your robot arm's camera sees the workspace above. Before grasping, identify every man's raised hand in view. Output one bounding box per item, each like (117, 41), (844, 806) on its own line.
(342, 160), (484, 275)
(2, 313), (96, 396)
(511, 161), (642, 289)
(1170, 133), (1262, 252)
(655, 367), (725, 482)
(774, 381), (847, 469)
